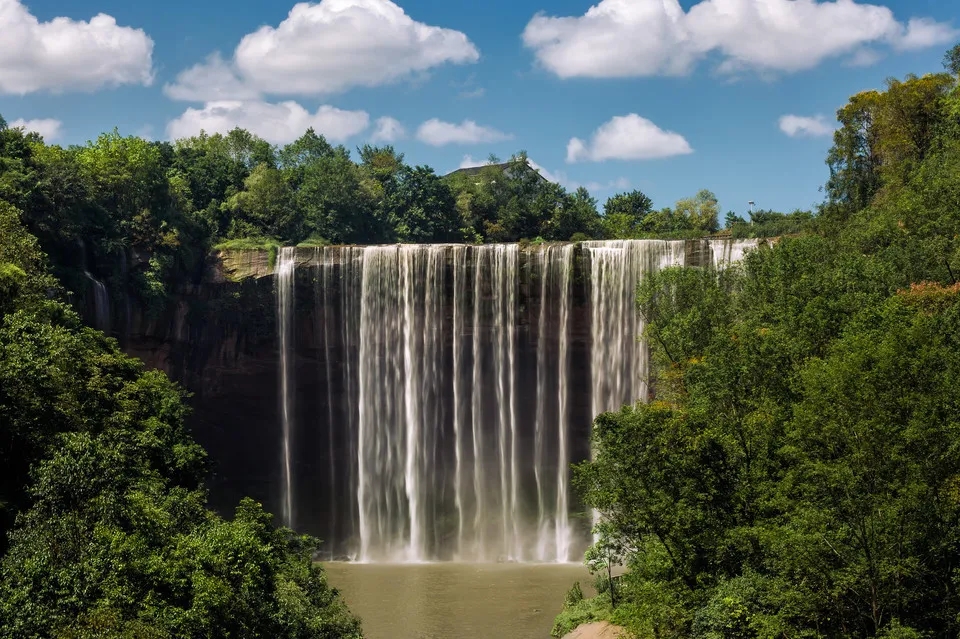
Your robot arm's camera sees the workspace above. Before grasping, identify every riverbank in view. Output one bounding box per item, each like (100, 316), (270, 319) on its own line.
(561, 622), (630, 639)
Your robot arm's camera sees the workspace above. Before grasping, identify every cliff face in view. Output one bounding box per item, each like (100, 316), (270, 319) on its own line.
(102, 239), (756, 559)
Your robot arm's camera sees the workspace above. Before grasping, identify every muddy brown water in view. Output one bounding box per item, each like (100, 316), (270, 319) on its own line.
(324, 562), (595, 639)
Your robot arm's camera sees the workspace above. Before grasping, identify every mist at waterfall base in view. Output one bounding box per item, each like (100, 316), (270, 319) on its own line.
(272, 239), (754, 563)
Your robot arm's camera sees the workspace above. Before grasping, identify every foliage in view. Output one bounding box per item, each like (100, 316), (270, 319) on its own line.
(725, 208), (815, 238)
(552, 592), (610, 638)
(0, 204), (361, 635)
(565, 46), (960, 639)
(0, 111), (747, 334)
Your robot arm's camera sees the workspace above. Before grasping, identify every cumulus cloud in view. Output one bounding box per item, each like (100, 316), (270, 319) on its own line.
(526, 158), (567, 185)
(371, 116), (406, 142)
(163, 53), (260, 101)
(165, 0), (479, 101)
(167, 100), (370, 145)
(0, 0), (153, 95)
(894, 17), (960, 51)
(9, 117), (62, 140)
(416, 119), (512, 146)
(567, 114), (693, 163)
(779, 114), (835, 138)
(522, 0), (958, 79)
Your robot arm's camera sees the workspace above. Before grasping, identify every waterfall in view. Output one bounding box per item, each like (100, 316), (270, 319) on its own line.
(554, 244), (574, 562)
(77, 239), (110, 333)
(584, 240), (686, 412)
(273, 239), (755, 562)
(317, 247), (337, 547)
(532, 244), (575, 561)
(83, 270), (110, 332)
(276, 247), (297, 529)
(451, 246), (467, 557)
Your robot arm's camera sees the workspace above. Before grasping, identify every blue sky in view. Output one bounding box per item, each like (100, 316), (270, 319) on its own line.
(0, 0), (957, 216)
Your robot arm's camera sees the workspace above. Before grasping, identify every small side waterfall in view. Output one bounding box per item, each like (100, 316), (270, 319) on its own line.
(84, 271), (111, 332)
(77, 239), (110, 333)
(583, 240), (686, 412)
(276, 247), (297, 529)
(271, 239), (755, 561)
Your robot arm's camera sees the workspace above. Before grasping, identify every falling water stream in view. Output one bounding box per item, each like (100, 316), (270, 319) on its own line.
(276, 247), (297, 528)
(272, 239), (754, 562)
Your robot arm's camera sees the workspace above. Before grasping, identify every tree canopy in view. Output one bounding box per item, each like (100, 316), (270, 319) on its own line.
(0, 186), (361, 636)
(556, 46), (960, 639)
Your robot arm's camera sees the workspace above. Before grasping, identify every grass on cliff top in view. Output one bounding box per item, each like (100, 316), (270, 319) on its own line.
(213, 237), (282, 251)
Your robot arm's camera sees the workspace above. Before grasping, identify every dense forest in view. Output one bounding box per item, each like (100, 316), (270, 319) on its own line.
(0, 152), (362, 634)
(554, 45), (960, 638)
(0, 109), (808, 319)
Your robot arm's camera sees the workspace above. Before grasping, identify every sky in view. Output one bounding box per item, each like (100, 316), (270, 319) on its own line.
(0, 0), (957, 216)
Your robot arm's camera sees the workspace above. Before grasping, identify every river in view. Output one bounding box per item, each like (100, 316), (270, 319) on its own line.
(324, 562), (594, 638)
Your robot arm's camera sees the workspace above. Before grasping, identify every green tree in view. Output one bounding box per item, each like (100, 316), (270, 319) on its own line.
(548, 186), (600, 241)
(603, 190), (654, 238)
(943, 43), (960, 75)
(674, 189), (720, 232)
(0, 206), (361, 637)
(222, 163), (299, 241)
(391, 165), (460, 242)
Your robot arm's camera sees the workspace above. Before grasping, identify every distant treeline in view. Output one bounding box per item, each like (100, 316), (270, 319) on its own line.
(0, 113), (811, 314)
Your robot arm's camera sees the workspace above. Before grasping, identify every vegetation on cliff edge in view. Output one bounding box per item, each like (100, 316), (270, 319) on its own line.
(556, 43), (960, 639)
(0, 198), (361, 636)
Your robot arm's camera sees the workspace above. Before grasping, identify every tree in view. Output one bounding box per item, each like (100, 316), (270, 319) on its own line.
(278, 128), (334, 172)
(585, 521), (629, 609)
(602, 190), (654, 239)
(391, 165), (460, 242)
(0, 208), (362, 637)
(674, 189), (720, 232)
(221, 163), (298, 241)
(75, 130), (167, 231)
(944, 43), (960, 75)
(549, 186), (601, 241)
(724, 211), (746, 228)
(826, 90), (884, 215)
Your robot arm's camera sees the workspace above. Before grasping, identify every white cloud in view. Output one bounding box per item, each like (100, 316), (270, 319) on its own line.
(9, 117), (62, 140)
(779, 114), (835, 138)
(529, 159), (630, 192)
(0, 0), (153, 95)
(846, 48), (884, 67)
(894, 17), (960, 51)
(165, 0), (479, 101)
(458, 154), (482, 169)
(585, 177), (631, 192)
(371, 116), (406, 142)
(163, 53), (260, 101)
(522, 0), (958, 79)
(566, 114), (693, 163)
(527, 158), (567, 185)
(416, 119), (512, 146)
(167, 100), (370, 145)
